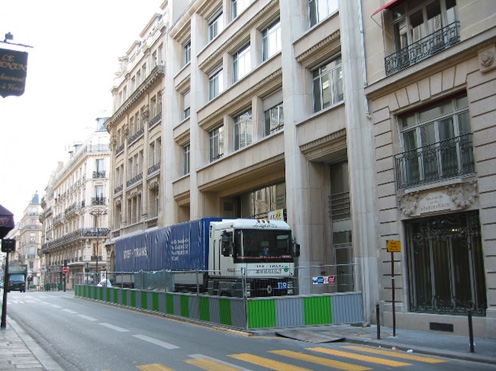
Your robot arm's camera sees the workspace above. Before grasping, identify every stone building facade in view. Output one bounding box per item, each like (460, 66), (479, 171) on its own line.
(103, 0), (496, 337)
(364, 0), (496, 337)
(40, 122), (111, 289)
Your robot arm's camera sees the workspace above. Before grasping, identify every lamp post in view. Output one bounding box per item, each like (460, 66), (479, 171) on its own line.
(89, 209), (107, 284)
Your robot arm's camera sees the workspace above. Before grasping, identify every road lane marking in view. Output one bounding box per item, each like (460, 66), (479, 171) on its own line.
(62, 309), (77, 314)
(270, 350), (370, 371)
(229, 353), (312, 371)
(186, 358), (244, 371)
(188, 354), (252, 371)
(78, 314), (98, 321)
(307, 347), (411, 367)
(99, 323), (129, 332)
(137, 364), (175, 371)
(50, 304), (62, 308)
(133, 334), (179, 349)
(342, 346), (447, 363)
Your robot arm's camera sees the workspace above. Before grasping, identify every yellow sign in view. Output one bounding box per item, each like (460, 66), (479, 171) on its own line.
(387, 240), (401, 253)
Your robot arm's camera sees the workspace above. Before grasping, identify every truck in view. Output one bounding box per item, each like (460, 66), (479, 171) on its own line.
(7, 264), (27, 292)
(114, 218), (299, 297)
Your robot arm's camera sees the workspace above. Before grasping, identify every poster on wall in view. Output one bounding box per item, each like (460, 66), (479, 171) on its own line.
(0, 48), (28, 98)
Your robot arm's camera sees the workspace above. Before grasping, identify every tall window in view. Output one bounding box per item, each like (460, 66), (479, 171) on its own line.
(396, 94), (473, 188)
(262, 19), (281, 61)
(183, 90), (190, 119)
(391, 0), (457, 52)
(312, 56), (343, 112)
(209, 125), (224, 161)
(308, 0), (338, 27)
(183, 40), (191, 65)
(233, 44), (251, 83)
(208, 10), (224, 42)
(96, 159), (105, 177)
(208, 67), (224, 100)
(231, 0), (250, 19)
(183, 144), (190, 175)
(264, 103), (284, 136)
(234, 109), (252, 151)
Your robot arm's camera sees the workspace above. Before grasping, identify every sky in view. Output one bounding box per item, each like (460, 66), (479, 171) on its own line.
(0, 1), (163, 223)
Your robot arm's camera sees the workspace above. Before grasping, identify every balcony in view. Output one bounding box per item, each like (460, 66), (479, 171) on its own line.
(395, 133), (475, 189)
(128, 127), (144, 145)
(93, 170), (106, 179)
(149, 111), (162, 129)
(148, 162), (160, 175)
(385, 22), (460, 76)
(91, 196), (107, 206)
(127, 172), (143, 188)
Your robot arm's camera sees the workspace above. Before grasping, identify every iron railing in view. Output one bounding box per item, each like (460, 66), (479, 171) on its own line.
(385, 22), (460, 76)
(395, 133), (475, 189)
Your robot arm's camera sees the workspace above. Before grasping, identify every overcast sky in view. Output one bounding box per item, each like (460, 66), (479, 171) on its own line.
(0, 1), (162, 223)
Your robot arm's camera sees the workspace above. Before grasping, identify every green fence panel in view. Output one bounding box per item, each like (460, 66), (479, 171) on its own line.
(141, 291), (148, 310)
(166, 294), (174, 315)
(303, 296), (332, 325)
(180, 295), (189, 317)
(247, 299), (276, 329)
(106, 288), (111, 302)
(219, 299), (232, 326)
(131, 290), (137, 308)
(152, 292), (159, 312)
(113, 289), (119, 304)
(199, 297), (210, 322)
(122, 289), (128, 306)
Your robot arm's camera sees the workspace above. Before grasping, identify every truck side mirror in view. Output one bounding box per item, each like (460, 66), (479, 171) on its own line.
(294, 243), (300, 258)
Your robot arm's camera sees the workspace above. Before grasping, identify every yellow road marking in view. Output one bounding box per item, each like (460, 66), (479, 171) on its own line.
(308, 347), (412, 367)
(186, 358), (244, 371)
(229, 353), (313, 371)
(136, 364), (175, 371)
(343, 346), (447, 363)
(270, 350), (371, 371)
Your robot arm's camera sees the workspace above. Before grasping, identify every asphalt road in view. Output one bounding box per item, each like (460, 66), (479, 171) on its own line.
(6, 290), (495, 371)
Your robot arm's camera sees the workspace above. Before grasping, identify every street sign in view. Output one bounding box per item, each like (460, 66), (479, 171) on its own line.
(62, 267), (69, 274)
(387, 240), (401, 253)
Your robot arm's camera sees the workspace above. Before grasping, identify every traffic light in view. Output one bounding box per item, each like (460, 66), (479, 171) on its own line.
(1, 239), (15, 253)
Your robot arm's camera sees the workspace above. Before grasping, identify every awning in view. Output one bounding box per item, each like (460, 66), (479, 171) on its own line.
(372, 0), (403, 16)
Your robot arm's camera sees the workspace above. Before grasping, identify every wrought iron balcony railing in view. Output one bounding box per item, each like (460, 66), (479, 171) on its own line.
(149, 111), (162, 129)
(91, 196), (107, 205)
(93, 170), (106, 178)
(127, 172), (143, 187)
(395, 133), (475, 189)
(385, 22), (460, 76)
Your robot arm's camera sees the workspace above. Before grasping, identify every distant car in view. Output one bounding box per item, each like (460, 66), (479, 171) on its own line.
(96, 279), (112, 287)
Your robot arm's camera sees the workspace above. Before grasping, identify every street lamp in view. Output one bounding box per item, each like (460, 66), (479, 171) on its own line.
(89, 209), (107, 284)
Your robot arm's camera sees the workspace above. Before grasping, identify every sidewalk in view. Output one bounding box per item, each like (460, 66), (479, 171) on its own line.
(0, 318), (62, 371)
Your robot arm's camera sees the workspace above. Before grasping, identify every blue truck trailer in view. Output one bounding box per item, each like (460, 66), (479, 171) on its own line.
(7, 264), (27, 292)
(114, 218), (298, 297)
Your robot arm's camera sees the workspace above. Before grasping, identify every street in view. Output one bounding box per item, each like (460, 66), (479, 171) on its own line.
(5, 290), (495, 371)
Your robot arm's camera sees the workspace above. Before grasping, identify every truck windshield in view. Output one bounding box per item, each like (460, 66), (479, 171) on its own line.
(234, 229), (293, 263)
(9, 274), (25, 283)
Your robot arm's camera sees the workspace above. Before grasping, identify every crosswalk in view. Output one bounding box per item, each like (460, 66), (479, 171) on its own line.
(137, 345), (447, 370)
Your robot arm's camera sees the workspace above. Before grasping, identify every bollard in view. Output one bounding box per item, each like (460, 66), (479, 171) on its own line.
(376, 304), (381, 340)
(468, 310), (474, 353)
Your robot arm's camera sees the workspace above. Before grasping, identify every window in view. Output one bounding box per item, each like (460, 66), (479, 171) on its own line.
(312, 56), (343, 112)
(391, 0), (457, 50)
(395, 94), (474, 188)
(386, 0), (458, 75)
(231, 0), (250, 19)
(183, 144), (190, 175)
(308, 0), (338, 27)
(234, 109), (252, 151)
(233, 44), (251, 83)
(183, 90), (190, 119)
(208, 10), (224, 42)
(262, 19), (281, 61)
(264, 103), (284, 136)
(209, 125), (224, 161)
(183, 40), (191, 65)
(208, 67), (224, 100)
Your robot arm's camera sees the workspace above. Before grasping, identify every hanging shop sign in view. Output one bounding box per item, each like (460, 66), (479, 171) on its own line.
(0, 48), (28, 98)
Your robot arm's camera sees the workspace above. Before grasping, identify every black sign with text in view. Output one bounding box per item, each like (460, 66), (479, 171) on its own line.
(0, 48), (28, 98)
